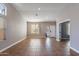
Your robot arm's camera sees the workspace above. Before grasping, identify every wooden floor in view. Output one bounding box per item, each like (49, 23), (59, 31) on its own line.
(2, 37), (70, 56)
(70, 49), (79, 56)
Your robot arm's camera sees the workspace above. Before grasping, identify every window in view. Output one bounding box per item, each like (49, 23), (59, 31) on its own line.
(0, 4), (7, 41)
(31, 24), (39, 34)
(0, 4), (7, 16)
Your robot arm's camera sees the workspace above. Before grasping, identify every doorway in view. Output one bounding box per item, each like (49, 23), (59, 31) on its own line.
(59, 21), (70, 41)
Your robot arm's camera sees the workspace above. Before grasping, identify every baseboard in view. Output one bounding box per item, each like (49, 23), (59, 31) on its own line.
(0, 37), (26, 52)
(70, 47), (79, 54)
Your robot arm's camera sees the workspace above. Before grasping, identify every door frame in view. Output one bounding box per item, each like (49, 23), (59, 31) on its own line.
(56, 19), (70, 41)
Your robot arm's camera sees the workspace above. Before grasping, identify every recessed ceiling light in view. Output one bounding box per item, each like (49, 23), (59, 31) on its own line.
(38, 8), (40, 10)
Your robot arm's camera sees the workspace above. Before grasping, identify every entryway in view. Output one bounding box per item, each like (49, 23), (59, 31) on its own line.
(59, 21), (70, 41)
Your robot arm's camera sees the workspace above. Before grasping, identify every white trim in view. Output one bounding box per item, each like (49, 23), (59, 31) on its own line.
(56, 19), (71, 41)
(70, 47), (79, 54)
(58, 19), (71, 24)
(0, 37), (26, 52)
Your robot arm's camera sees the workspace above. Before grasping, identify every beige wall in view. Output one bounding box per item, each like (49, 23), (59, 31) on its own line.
(27, 21), (56, 38)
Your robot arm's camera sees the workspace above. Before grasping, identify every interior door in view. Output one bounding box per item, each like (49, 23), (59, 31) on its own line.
(50, 25), (55, 37)
(46, 25), (55, 37)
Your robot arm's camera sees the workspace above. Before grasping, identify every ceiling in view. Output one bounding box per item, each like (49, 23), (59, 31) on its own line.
(12, 3), (69, 22)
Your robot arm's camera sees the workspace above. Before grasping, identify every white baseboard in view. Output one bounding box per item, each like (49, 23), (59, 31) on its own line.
(0, 37), (26, 52)
(70, 47), (79, 54)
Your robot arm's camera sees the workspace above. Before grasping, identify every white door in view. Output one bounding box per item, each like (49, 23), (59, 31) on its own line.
(50, 25), (55, 37)
(46, 25), (55, 37)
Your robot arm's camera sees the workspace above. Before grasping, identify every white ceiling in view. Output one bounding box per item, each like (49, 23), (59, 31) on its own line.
(12, 3), (69, 22)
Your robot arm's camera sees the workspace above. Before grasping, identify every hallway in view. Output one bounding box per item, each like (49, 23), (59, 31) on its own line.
(2, 37), (70, 56)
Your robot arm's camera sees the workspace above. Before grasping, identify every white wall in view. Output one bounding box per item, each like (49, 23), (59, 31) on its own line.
(0, 4), (27, 51)
(56, 4), (79, 52)
(70, 4), (79, 52)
